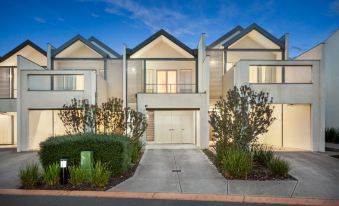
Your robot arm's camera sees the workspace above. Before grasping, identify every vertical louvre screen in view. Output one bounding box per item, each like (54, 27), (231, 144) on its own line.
(0, 68), (10, 98)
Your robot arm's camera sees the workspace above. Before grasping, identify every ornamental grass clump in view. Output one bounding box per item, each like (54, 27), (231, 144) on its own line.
(221, 145), (252, 179)
(69, 166), (87, 186)
(91, 161), (111, 188)
(252, 144), (274, 167)
(43, 163), (60, 186)
(19, 162), (40, 188)
(268, 157), (290, 177)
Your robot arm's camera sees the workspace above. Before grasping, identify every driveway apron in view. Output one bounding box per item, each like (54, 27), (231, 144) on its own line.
(110, 149), (227, 194)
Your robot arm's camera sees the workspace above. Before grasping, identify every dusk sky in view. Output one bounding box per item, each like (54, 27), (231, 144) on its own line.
(0, 0), (338, 58)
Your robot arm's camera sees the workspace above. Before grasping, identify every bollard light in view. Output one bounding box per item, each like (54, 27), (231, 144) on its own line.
(60, 159), (67, 168)
(60, 158), (69, 185)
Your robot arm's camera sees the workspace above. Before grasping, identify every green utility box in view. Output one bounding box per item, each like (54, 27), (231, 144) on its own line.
(81, 151), (93, 170)
(81, 151), (93, 180)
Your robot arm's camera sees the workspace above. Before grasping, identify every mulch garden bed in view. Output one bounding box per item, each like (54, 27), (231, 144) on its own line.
(20, 152), (143, 191)
(203, 149), (295, 181)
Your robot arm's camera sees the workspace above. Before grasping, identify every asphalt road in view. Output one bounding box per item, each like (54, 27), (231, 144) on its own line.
(0, 195), (288, 206)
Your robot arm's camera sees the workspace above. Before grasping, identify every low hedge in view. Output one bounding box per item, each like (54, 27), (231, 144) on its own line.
(39, 133), (132, 176)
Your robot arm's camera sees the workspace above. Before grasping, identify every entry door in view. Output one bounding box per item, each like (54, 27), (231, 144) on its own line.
(156, 71), (177, 93)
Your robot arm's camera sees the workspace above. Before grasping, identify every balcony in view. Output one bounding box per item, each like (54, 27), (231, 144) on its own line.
(224, 60), (320, 103)
(20, 70), (96, 109)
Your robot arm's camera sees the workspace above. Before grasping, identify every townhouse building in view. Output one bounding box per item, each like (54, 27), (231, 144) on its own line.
(0, 24), (329, 152)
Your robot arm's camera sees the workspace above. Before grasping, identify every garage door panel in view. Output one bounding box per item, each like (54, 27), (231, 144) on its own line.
(0, 114), (13, 144)
(154, 111), (172, 143)
(154, 110), (195, 144)
(283, 104), (311, 150)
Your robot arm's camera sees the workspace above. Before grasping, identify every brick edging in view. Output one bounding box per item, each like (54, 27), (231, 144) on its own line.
(0, 189), (338, 206)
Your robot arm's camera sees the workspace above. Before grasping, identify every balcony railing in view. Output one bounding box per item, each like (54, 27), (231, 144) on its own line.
(145, 84), (196, 93)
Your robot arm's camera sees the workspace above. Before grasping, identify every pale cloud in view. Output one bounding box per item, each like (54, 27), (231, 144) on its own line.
(101, 0), (215, 36)
(57, 17), (65, 22)
(329, 0), (339, 16)
(91, 13), (100, 18)
(34, 17), (46, 23)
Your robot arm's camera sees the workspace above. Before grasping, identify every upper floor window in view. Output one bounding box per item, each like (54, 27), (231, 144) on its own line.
(28, 74), (84, 91)
(249, 65), (312, 84)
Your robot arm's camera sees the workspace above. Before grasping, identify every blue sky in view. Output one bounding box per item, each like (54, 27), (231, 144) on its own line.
(0, 0), (338, 58)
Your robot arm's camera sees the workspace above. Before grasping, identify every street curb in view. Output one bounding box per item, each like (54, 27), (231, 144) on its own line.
(0, 189), (338, 206)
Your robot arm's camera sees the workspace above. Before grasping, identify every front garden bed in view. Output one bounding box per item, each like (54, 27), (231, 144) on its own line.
(19, 133), (144, 191)
(203, 148), (296, 181)
(20, 152), (143, 191)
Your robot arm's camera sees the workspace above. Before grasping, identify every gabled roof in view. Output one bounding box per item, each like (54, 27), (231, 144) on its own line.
(207, 25), (243, 49)
(0, 40), (46, 62)
(52, 34), (108, 58)
(88, 36), (121, 58)
(223, 23), (285, 49)
(127, 29), (195, 57)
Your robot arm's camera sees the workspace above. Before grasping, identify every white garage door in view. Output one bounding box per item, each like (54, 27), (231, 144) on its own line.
(154, 111), (195, 144)
(259, 104), (311, 150)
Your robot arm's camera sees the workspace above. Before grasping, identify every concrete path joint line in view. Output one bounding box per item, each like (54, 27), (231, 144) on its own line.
(173, 151), (183, 193)
(290, 180), (299, 198)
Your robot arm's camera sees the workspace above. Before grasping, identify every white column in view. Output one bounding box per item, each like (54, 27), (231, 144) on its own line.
(122, 44), (127, 108)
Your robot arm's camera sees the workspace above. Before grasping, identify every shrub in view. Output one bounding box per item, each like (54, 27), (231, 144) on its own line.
(209, 85), (275, 149)
(269, 157), (290, 177)
(130, 140), (143, 164)
(43, 163), (60, 186)
(221, 145), (252, 179)
(91, 161), (111, 188)
(19, 163), (40, 187)
(325, 128), (339, 143)
(252, 144), (274, 167)
(39, 133), (132, 176)
(69, 166), (87, 186)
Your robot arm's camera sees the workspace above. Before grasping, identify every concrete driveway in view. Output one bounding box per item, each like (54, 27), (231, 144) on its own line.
(0, 148), (38, 188)
(111, 148), (339, 199)
(277, 151), (339, 199)
(110, 149), (227, 194)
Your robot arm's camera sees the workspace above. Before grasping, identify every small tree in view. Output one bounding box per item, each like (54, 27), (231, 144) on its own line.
(96, 98), (125, 135)
(125, 108), (148, 141)
(58, 98), (85, 135)
(209, 85), (275, 150)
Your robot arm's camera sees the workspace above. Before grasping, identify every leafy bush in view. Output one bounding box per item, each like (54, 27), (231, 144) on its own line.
(43, 163), (60, 186)
(269, 157), (290, 177)
(221, 145), (252, 179)
(39, 133), (132, 176)
(209, 85), (275, 149)
(69, 166), (87, 186)
(130, 140), (143, 164)
(91, 161), (111, 188)
(19, 163), (40, 187)
(325, 128), (339, 143)
(58, 98), (147, 139)
(252, 144), (274, 167)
